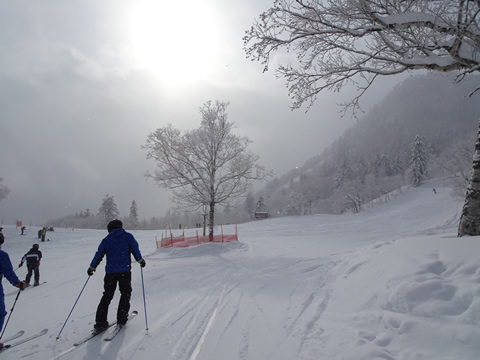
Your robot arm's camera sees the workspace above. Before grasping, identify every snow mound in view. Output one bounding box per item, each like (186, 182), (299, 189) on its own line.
(324, 236), (480, 360)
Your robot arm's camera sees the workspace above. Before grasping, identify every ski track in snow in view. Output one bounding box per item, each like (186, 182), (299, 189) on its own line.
(167, 278), (228, 360)
(131, 244), (341, 360)
(1, 179), (473, 360)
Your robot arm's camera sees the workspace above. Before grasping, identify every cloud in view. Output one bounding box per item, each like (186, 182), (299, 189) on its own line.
(0, 0), (403, 224)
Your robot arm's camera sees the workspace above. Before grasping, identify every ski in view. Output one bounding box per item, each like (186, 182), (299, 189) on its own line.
(103, 324), (124, 341)
(1, 330), (24, 343)
(73, 311), (138, 346)
(73, 326), (112, 346)
(104, 311), (138, 341)
(25, 281), (47, 289)
(1, 328), (48, 350)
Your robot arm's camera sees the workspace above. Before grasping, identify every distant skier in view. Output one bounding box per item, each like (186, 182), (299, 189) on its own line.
(40, 227), (46, 242)
(21, 226), (26, 235)
(433, 188), (437, 194)
(18, 244), (42, 287)
(87, 219), (146, 333)
(0, 233), (26, 347)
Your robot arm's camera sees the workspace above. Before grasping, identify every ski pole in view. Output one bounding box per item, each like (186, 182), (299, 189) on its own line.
(0, 288), (22, 340)
(141, 267), (149, 332)
(56, 276), (90, 340)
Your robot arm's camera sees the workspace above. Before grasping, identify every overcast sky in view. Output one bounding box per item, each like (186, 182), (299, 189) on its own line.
(0, 0), (403, 225)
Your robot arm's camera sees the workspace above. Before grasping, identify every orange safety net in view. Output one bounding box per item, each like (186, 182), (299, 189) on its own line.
(156, 225), (238, 249)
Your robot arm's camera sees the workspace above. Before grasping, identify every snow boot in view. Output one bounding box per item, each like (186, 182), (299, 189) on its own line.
(93, 322), (109, 334)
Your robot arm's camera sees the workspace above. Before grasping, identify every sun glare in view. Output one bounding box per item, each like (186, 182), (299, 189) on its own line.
(129, 1), (219, 85)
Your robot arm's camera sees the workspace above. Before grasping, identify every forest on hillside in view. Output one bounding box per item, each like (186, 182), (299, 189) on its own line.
(251, 72), (480, 218)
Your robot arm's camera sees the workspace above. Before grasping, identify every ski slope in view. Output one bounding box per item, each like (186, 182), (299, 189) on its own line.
(1, 179), (479, 359)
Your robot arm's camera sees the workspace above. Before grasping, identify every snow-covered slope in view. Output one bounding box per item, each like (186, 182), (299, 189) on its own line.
(1, 178), (478, 359)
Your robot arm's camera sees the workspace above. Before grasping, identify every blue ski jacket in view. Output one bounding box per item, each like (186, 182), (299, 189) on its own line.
(0, 246), (20, 292)
(90, 228), (143, 274)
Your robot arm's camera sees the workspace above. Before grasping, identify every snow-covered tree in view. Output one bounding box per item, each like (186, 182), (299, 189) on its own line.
(334, 160), (353, 190)
(244, 0), (480, 236)
(0, 177), (10, 203)
(436, 140), (473, 198)
(409, 135), (429, 186)
(344, 185), (363, 214)
(244, 0), (480, 111)
(244, 192), (256, 218)
(129, 200), (139, 226)
(284, 192), (306, 215)
(98, 194), (119, 229)
(144, 100), (271, 236)
(255, 196), (268, 213)
(357, 158), (369, 185)
(373, 154), (395, 178)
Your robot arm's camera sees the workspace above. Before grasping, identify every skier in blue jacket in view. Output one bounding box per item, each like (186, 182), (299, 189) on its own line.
(0, 233), (26, 347)
(87, 220), (146, 332)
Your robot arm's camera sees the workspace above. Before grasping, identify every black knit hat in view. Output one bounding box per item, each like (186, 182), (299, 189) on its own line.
(107, 219), (123, 233)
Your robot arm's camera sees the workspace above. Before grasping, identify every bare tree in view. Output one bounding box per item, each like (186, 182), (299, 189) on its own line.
(143, 100), (271, 236)
(244, 0), (480, 236)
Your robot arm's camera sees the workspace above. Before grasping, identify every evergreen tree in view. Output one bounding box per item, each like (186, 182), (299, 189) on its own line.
(129, 200), (139, 225)
(98, 194), (119, 228)
(409, 135), (428, 186)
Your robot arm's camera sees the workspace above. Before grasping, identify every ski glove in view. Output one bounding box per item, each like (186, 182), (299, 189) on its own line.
(138, 259), (146, 268)
(87, 266), (96, 276)
(18, 262), (23, 267)
(15, 281), (26, 290)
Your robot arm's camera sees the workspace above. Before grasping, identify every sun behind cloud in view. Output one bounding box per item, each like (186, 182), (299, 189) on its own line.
(128, 0), (220, 85)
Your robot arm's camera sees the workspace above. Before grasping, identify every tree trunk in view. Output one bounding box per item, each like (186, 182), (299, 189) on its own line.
(458, 120), (480, 237)
(208, 200), (215, 239)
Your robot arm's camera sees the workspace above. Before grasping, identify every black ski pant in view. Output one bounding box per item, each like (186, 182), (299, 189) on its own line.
(25, 264), (40, 285)
(95, 272), (132, 327)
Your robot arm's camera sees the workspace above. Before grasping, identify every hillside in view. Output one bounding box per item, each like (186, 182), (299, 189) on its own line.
(254, 73), (480, 218)
(1, 178), (479, 359)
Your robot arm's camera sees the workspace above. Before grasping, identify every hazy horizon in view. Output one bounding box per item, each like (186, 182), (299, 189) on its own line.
(0, 0), (406, 225)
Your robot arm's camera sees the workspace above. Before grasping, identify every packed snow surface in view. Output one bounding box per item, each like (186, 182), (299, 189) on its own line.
(1, 179), (479, 360)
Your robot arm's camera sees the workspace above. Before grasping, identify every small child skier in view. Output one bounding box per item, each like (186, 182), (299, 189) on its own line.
(18, 244), (42, 287)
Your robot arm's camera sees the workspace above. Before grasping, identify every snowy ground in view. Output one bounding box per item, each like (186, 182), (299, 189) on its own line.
(1, 179), (479, 360)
